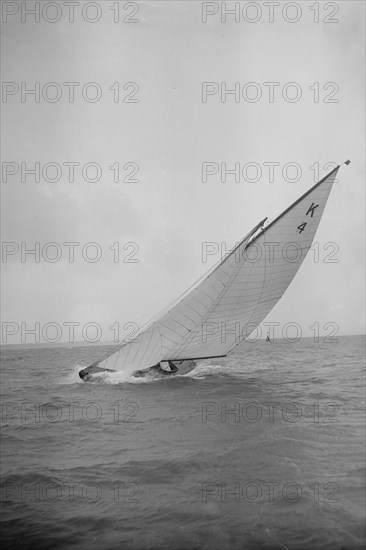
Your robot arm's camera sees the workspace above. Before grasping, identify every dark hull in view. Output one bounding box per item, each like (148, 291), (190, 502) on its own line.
(78, 366), (115, 381)
(134, 360), (197, 379)
(79, 360), (197, 381)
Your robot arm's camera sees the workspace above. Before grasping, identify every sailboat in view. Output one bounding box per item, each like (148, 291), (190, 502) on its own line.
(79, 161), (350, 381)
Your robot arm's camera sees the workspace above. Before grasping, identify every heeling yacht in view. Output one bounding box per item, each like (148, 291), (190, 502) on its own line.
(79, 161), (350, 382)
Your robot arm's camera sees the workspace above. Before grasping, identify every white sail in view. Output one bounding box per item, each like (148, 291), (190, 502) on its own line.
(89, 165), (341, 374)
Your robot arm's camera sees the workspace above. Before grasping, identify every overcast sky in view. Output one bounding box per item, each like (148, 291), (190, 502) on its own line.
(1, 0), (365, 345)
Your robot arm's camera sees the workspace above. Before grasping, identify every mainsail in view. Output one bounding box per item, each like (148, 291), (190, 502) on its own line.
(86, 163), (346, 374)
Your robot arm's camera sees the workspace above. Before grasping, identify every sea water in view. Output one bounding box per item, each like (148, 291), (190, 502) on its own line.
(1, 336), (365, 550)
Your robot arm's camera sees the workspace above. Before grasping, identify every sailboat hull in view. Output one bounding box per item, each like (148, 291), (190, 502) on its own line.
(78, 366), (115, 381)
(133, 360), (197, 379)
(79, 360), (197, 382)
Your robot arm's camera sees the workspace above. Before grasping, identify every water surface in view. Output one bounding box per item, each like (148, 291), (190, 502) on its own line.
(1, 336), (365, 549)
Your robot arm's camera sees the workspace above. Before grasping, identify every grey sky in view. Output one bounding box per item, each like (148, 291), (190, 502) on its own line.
(1, 0), (365, 344)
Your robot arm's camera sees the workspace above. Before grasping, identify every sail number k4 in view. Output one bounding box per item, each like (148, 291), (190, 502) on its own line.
(297, 202), (320, 233)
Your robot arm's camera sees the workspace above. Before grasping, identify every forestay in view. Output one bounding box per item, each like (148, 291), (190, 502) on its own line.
(88, 165), (340, 374)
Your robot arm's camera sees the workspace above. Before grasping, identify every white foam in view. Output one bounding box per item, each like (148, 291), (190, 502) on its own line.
(60, 364), (86, 384)
(181, 363), (227, 378)
(183, 362), (257, 379)
(66, 364), (158, 385)
(90, 370), (154, 384)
